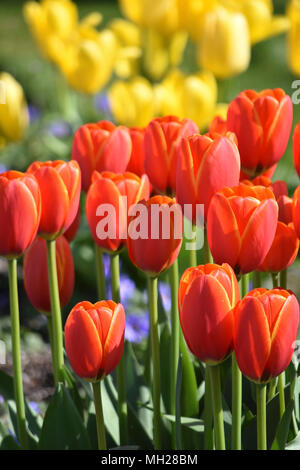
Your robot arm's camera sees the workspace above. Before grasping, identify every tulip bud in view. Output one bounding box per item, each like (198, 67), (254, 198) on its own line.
(0, 72), (29, 146)
(86, 171), (150, 254)
(72, 120), (132, 192)
(27, 160), (81, 240)
(144, 115), (199, 195)
(176, 132), (240, 222)
(227, 88), (293, 178)
(179, 263), (240, 364)
(197, 7), (251, 79)
(0, 171), (41, 258)
(64, 300), (125, 381)
(127, 195), (182, 276)
(234, 288), (300, 383)
(207, 184), (278, 275)
(23, 235), (74, 314)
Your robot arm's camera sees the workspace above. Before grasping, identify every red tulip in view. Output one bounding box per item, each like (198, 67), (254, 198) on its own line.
(176, 132), (240, 222)
(127, 195), (183, 276)
(179, 263), (240, 364)
(293, 122), (300, 179)
(209, 115), (227, 135)
(27, 160), (81, 240)
(234, 288), (299, 383)
(227, 88), (293, 178)
(0, 171), (41, 258)
(126, 127), (146, 177)
(292, 185), (300, 239)
(64, 300), (125, 381)
(72, 120), (132, 192)
(23, 235), (74, 314)
(144, 115), (199, 195)
(64, 207), (81, 243)
(207, 184), (278, 275)
(278, 195), (293, 225)
(258, 221), (299, 273)
(86, 171), (150, 253)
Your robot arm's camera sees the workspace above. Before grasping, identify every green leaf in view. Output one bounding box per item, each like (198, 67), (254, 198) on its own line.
(286, 432), (300, 450)
(38, 383), (91, 450)
(179, 335), (198, 418)
(164, 415), (204, 433)
(0, 435), (20, 450)
(271, 400), (295, 450)
(175, 353), (182, 450)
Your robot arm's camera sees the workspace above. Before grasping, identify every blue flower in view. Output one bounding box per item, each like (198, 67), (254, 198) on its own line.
(94, 93), (113, 119)
(159, 281), (171, 313)
(125, 313), (149, 344)
(28, 105), (41, 123)
(47, 120), (72, 138)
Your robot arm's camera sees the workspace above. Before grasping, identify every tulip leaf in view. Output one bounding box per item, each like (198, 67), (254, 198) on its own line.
(285, 432), (300, 450)
(175, 353), (182, 450)
(38, 383), (91, 450)
(0, 434), (20, 450)
(163, 415), (205, 433)
(271, 399), (295, 450)
(179, 335), (199, 418)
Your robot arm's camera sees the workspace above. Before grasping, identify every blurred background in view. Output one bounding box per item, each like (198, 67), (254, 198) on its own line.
(0, 0), (300, 407)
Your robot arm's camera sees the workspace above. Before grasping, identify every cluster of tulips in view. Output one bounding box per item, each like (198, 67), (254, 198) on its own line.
(2, 85), (300, 451)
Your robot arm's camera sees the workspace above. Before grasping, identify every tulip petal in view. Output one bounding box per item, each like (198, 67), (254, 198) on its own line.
(102, 304), (125, 375)
(64, 308), (103, 379)
(234, 296), (271, 382)
(99, 126), (132, 173)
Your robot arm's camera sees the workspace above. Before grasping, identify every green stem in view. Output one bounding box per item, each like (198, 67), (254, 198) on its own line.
(95, 245), (106, 300)
(208, 364), (226, 450)
(47, 315), (56, 381)
(272, 272), (280, 288)
(231, 353), (242, 450)
(268, 378), (277, 401)
(8, 259), (28, 449)
(189, 223), (198, 267)
(110, 252), (128, 446)
(92, 381), (107, 450)
(280, 269), (287, 289)
(252, 271), (262, 289)
(256, 383), (267, 450)
(204, 226), (213, 264)
(278, 373), (286, 419)
(147, 275), (161, 450)
(169, 259), (180, 449)
(204, 366), (214, 450)
(46, 239), (64, 384)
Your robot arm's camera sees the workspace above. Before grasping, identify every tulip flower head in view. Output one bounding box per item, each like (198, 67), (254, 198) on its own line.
(207, 184), (278, 275)
(72, 120), (132, 192)
(23, 235), (74, 314)
(64, 300), (125, 381)
(86, 171), (150, 254)
(0, 171), (41, 258)
(179, 263), (240, 364)
(227, 88), (293, 178)
(144, 115), (199, 195)
(293, 122), (300, 179)
(234, 288), (300, 383)
(27, 160), (81, 240)
(176, 131), (240, 222)
(126, 127), (146, 177)
(127, 195), (182, 277)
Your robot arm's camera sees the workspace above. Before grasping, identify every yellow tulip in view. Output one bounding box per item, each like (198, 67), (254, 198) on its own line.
(177, 0), (217, 42)
(226, 0), (290, 44)
(197, 6), (251, 79)
(0, 73), (29, 147)
(23, 0), (78, 62)
(287, 0), (300, 76)
(155, 69), (218, 131)
(108, 77), (157, 127)
(60, 30), (118, 95)
(108, 19), (142, 79)
(119, 0), (180, 35)
(142, 29), (187, 81)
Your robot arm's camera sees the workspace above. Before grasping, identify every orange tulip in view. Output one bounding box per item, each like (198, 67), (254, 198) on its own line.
(127, 195), (182, 276)
(258, 221), (299, 273)
(23, 235), (74, 314)
(207, 184), (278, 275)
(178, 263), (240, 364)
(27, 160), (81, 241)
(234, 288), (299, 383)
(293, 122), (300, 179)
(176, 132), (240, 222)
(144, 115), (199, 195)
(292, 185), (300, 240)
(278, 195), (293, 225)
(126, 127), (146, 177)
(0, 171), (41, 258)
(227, 88), (293, 178)
(64, 300), (125, 381)
(72, 120), (132, 192)
(86, 171), (150, 253)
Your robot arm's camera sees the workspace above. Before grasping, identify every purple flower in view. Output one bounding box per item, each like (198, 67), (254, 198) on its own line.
(47, 120), (72, 138)
(125, 313), (149, 343)
(120, 275), (136, 308)
(159, 282), (171, 312)
(29, 401), (41, 415)
(94, 93), (113, 119)
(28, 105), (41, 123)
(0, 164), (7, 175)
